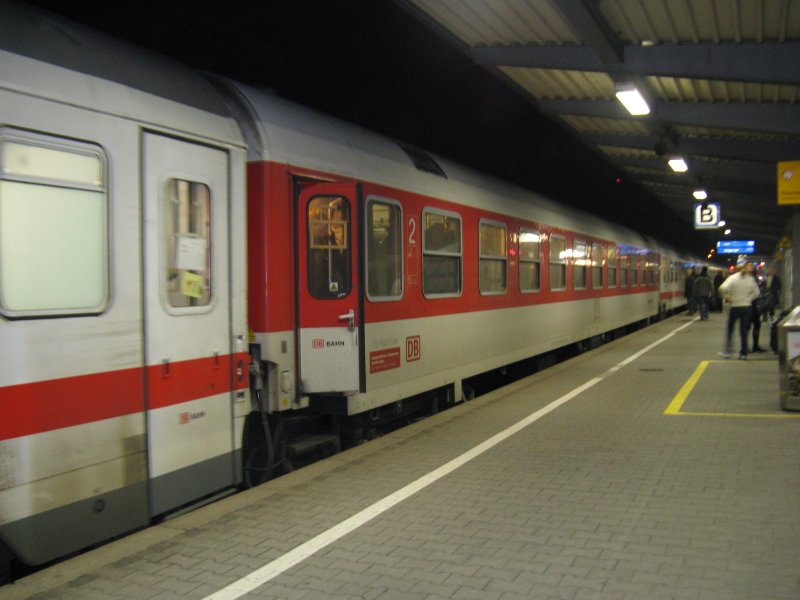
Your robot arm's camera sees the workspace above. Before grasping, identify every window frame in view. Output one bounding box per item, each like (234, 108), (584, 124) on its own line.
(163, 178), (214, 312)
(572, 238), (588, 290)
(591, 242), (603, 289)
(421, 207), (462, 299)
(0, 128), (109, 318)
(606, 246), (617, 289)
(365, 196), (404, 302)
(549, 234), (567, 292)
(478, 218), (508, 295)
(518, 227), (541, 293)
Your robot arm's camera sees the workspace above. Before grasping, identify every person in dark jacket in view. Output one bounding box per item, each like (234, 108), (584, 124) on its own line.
(691, 267), (714, 320)
(684, 268), (697, 315)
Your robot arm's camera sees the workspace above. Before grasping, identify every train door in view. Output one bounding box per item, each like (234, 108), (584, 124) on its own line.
(142, 133), (235, 515)
(296, 182), (363, 394)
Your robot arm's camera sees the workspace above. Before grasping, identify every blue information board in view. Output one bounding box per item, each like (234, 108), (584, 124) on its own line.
(716, 240), (755, 255)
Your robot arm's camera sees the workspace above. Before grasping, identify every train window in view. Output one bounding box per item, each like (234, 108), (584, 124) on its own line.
(549, 234), (567, 291)
(573, 239), (588, 290)
(519, 228), (540, 293)
(307, 195), (351, 299)
(165, 179), (212, 307)
(479, 220), (507, 294)
(366, 198), (403, 301)
(592, 243), (603, 288)
(422, 208), (461, 297)
(0, 132), (107, 317)
(631, 254), (639, 286)
(606, 246), (617, 288)
(620, 253), (630, 288)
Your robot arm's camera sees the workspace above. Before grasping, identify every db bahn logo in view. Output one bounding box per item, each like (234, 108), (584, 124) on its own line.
(312, 339), (325, 349)
(179, 410), (206, 425)
(406, 335), (421, 362)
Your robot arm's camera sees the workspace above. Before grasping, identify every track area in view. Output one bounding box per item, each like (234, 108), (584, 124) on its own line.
(6, 313), (799, 599)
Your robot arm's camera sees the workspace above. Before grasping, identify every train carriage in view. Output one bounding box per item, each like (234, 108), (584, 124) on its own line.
(0, 2), (250, 566)
(0, 0), (692, 576)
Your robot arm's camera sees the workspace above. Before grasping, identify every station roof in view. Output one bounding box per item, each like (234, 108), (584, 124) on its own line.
(399, 0), (800, 259)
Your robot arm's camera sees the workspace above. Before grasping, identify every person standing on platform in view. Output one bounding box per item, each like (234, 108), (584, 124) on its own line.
(718, 261), (762, 359)
(691, 266), (713, 320)
(684, 267), (697, 315)
(764, 265), (782, 321)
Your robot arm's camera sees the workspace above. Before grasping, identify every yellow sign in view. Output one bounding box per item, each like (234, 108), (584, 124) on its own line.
(778, 160), (800, 205)
(181, 271), (205, 298)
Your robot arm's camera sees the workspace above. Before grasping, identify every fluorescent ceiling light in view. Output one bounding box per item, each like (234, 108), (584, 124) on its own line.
(668, 157), (688, 172)
(693, 189), (707, 200)
(614, 82), (650, 116)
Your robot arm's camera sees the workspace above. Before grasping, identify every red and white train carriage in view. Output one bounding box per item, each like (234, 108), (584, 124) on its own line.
(0, 0), (693, 576)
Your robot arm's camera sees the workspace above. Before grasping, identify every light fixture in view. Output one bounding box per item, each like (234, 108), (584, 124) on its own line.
(693, 189), (707, 200)
(668, 156), (688, 172)
(718, 220), (727, 227)
(724, 229), (731, 235)
(614, 82), (651, 116)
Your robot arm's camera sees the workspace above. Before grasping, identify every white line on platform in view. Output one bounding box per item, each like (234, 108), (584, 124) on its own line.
(204, 318), (695, 600)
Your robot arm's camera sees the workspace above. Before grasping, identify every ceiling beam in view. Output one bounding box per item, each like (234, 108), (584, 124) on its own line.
(587, 133), (800, 163)
(538, 99), (800, 135)
(547, 0), (622, 64)
(612, 155), (776, 182)
(472, 42), (800, 85)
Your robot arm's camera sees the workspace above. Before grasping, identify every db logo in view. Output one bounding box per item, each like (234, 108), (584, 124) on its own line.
(312, 339), (325, 349)
(406, 335), (421, 362)
(179, 412), (190, 425)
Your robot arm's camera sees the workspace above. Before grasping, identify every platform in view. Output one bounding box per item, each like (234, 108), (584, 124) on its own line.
(6, 313), (800, 600)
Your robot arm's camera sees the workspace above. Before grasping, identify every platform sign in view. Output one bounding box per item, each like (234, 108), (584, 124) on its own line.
(716, 240), (755, 255)
(693, 202), (721, 229)
(778, 160), (800, 205)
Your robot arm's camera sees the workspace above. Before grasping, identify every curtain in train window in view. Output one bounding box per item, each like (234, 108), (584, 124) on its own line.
(308, 195), (351, 299)
(549, 235), (566, 291)
(573, 239), (588, 290)
(606, 246), (617, 288)
(165, 179), (211, 307)
(592, 243), (603, 288)
(479, 221), (507, 294)
(519, 228), (540, 292)
(367, 198), (402, 300)
(422, 209), (461, 297)
(0, 135), (107, 317)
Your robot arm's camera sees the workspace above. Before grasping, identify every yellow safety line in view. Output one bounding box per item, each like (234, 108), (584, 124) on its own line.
(665, 359), (800, 419)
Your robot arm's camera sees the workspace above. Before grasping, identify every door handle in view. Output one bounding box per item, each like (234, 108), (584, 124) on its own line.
(338, 309), (355, 332)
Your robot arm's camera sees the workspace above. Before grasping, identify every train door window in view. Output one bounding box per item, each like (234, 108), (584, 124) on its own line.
(307, 195), (351, 299)
(592, 243), (603, 288)
(0, 131), (107, 317)
(479, 220), (507, 294)
(422, 208), (462, 297)
(573, 239), (587, 290)
(165, 179), (212, 308)
(549, 234), (567, 291)
(366, 197), (402, 300)
(519, 227), (540, 292)
(606, 246), (617, 288)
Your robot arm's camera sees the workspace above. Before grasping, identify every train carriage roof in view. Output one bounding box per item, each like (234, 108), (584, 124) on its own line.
(0, 0), (230, 116)
(219, 78), (672, 251)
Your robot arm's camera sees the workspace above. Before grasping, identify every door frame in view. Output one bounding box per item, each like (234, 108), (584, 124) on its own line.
(293, 177), (366, 396)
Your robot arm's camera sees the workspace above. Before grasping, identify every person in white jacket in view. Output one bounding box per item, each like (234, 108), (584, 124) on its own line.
(718, 261), (762, 359)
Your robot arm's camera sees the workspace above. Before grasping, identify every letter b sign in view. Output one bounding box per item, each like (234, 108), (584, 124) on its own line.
(693, 202), (720, 229)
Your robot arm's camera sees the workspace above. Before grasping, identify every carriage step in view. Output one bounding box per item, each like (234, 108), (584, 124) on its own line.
(286, 433), (341, 458)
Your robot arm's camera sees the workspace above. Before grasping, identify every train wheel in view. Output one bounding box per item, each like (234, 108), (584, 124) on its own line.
(243, 440), (271, 489)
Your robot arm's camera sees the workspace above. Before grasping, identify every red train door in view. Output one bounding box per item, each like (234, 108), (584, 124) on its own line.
(296, 182), (362, 394)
